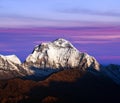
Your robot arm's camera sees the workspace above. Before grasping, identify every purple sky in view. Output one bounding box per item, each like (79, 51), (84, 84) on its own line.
(0, 0), (120, 65)
(0, 27), (120, 65)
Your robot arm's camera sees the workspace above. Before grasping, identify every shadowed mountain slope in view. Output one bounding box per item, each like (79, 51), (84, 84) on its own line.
(0, 69), (119, 103)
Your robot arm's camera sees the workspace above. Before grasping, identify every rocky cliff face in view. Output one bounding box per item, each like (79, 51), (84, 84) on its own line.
(24, 38), (100, 71)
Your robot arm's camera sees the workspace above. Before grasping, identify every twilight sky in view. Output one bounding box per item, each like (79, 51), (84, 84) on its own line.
(0, 0), (120, 65)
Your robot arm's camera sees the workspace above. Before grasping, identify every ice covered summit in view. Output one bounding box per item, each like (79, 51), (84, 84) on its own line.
(24, 38), (100, 70)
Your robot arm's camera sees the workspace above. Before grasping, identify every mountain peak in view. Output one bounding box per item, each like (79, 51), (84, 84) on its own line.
(52, 38), (74, 48)
(0, 54), (21, 64)
(5, 55), (21, 64)
(25, 38), (100, 71)
(0, 54), (26, 79)
(0, 39), (119, 85)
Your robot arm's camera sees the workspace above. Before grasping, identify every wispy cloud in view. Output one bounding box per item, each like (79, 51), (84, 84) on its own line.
(73, 40), (112, 44)
(0, 14), (58, 21)
(0, 15), (75, 28)
(59, 8), (120, 17)
(71, 35), (120, 44)
(71, 35), (120, 40)
(1, 13), (120, 28)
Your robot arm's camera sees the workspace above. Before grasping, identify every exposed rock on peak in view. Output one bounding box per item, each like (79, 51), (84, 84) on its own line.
(25, 38), (100, 71)
(52, 38), (75, 48)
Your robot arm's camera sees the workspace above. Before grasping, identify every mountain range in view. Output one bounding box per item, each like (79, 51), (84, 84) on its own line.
(0, 38), (120, 103)
(0, 38), (119, 83)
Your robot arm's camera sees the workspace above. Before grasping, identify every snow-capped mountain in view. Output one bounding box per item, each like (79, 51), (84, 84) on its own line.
(0, 38), (120, 85)
(0, 54), (27, 79)
(24, 38), (100, 71)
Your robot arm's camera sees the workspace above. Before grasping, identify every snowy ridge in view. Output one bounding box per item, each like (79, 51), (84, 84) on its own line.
(0, 38), (119, 85)
(0, 54), (21, 64)
(25, 38), (100, 70)
(5, 55), (21, 64)
(0, 54), (26, 79)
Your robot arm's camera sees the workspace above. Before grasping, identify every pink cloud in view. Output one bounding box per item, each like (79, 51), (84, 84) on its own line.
(73, 40), (112, 44)
(71, 35), (120, 40)
(0, 24), (120, 36)
(0, 16), (114, 28)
